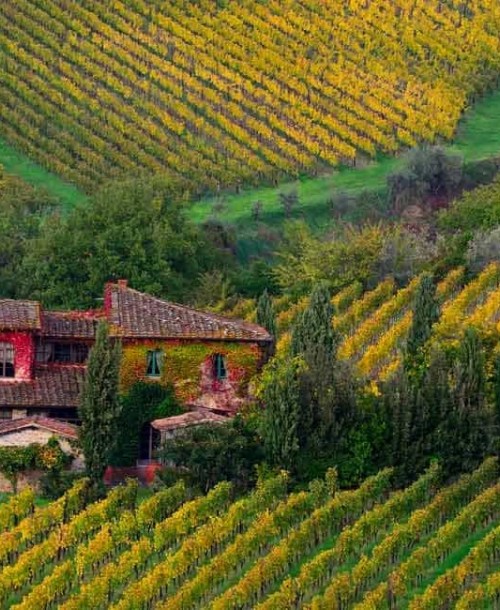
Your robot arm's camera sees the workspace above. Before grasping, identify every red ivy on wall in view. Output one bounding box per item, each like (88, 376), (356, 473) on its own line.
(0, 332), (35, 381)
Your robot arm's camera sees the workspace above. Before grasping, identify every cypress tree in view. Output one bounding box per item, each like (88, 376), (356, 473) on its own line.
(493, 352), (500, 456)
(256, 289), (277, 347)
(291, 283), (356, 452)
(406, 272), (440, 369)
(78, 322), (122, 489)
(415, 347), (453, 472)
(382, 365), (412, 483)
(451, 327), (494, 474)
(291, 282), (337, 361)
(259, 357), (300, 470)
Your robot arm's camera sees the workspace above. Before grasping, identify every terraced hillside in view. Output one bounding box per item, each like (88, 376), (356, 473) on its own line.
(225, 261), (500, 383)
(1, 0), (500, 193)
(0, 460), (499, 608)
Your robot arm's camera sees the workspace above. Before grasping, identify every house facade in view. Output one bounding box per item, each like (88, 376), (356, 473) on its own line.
(0, 281), (272, 427)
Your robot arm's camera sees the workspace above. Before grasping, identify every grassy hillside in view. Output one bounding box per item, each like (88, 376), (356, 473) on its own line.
(0, 460), (499, 609)
(1, 0), (500, 196)
(2, 82), (500, 221)
(191, 87), (500, 225)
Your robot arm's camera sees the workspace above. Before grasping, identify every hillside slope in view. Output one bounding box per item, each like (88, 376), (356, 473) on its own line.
(224, 260), (500, 386)
(1, 461), (499, 609)
(1, 0), (500, 195)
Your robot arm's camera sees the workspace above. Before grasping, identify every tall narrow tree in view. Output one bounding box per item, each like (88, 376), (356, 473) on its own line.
(291, 282), (336, 361)
(451, 327), (494, 473)
(79, 322), (122, 489)
(259, 357), (301, 470)
(405, 272), (439, 369)
(291, 283), (356, 451)
(493, 351), (500, 456)
(382, 365), (412, 483)
(414, 346), (453, 474)
(256, 289), (277, 347)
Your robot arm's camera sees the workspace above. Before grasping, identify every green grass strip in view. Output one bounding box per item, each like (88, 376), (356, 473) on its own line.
(0, 137), (87, 208)
(191, 87), (500, 225)
(1, 87), (500, 218)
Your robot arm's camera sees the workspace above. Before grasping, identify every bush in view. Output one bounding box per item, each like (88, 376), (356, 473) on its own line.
(466, 226), (500, 274)
(0, 438), (71, 493)
(161, 416), (263, 493)
(439, 175), (500, 235)
(388, 146), (463, 212)
(374, 226), (437, 285)
(39, 470), (84, 500)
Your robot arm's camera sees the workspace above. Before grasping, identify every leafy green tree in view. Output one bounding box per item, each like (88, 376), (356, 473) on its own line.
(162, 416), (262, 493)
(195, 270), (234, 310)
(0, 170), (53, 298)
(274, 221), (386, 294)
(291, 282), (336, 361)
(256, 289), (277, 343)
(78, 322), (122, 489)
(259, 357), (301, 470)
(18, 176), (233, 309)
(382, 366), (412, 482)
(439, 175), (500, 236)
(231, 259), (279, 299)
(413, 347), (453, 475)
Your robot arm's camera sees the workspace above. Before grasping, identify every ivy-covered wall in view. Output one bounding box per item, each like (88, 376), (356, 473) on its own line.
(120, 339), (263, 410)
(0, 331), (34, 381)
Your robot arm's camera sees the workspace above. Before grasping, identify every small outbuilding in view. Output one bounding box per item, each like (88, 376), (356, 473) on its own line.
(0, 416), (83, 491)
(151, 409), (228, 445)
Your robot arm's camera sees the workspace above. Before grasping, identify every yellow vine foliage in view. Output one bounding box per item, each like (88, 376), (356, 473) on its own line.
(433, 262), (500, 346)
(338, 275), (421, 361)
(1, 0), (499, 190)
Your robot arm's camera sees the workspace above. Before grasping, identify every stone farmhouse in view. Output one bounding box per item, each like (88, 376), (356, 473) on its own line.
(0, 280), (272, 455)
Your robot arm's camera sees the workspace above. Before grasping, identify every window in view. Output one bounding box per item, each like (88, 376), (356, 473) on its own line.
(213, 353), (227, 380)
(35, 341), (89, 364)
(54, 343), (72, 363)
(0, 342), (14, 378)
(0, 408), (12, 420)
(35, 341), (52, 364)
(72, 344), (89, 363)
(146, 350), (163, 377)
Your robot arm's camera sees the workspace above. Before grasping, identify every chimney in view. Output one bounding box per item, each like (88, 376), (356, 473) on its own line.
(117, 279), (128, 289)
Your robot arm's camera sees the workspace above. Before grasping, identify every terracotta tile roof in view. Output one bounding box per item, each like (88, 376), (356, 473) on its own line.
(0, 367), (84, 408)
(0, 299), (41, 331)
(0, 416), (78, 440)
(151, 409), (228, 432)
(107, 283), (272, 342)
(42, 311), (97, 338)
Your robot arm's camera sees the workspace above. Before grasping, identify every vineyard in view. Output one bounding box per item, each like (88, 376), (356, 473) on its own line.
(225, 261), (500, 385)
(0, 459), (497, 608)
(1, 1), (500, 193)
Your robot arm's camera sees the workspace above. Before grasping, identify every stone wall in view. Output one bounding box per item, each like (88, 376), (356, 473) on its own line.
(0, 469), (43, 493)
